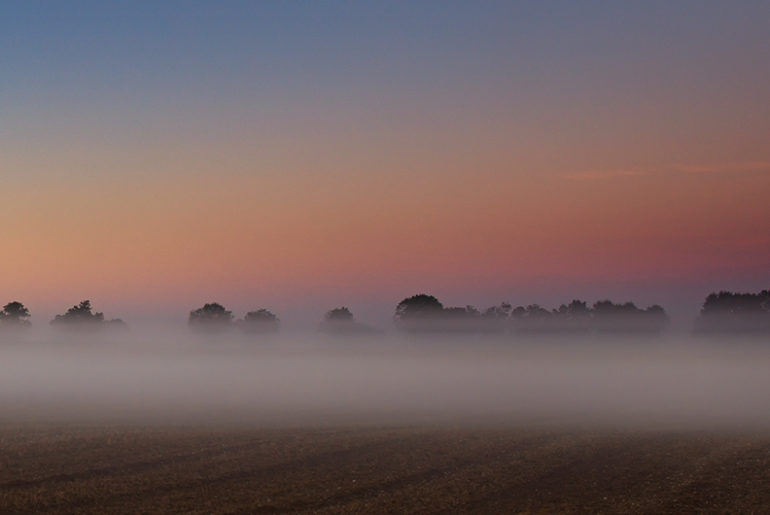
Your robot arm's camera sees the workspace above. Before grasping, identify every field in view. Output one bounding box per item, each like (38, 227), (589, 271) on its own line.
(2, 424), (770, 514)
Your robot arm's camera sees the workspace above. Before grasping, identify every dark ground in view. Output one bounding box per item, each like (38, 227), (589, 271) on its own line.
(2, 424), (770, 514)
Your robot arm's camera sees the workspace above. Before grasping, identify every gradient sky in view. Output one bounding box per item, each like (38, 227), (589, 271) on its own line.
(2, 1), (769, 325)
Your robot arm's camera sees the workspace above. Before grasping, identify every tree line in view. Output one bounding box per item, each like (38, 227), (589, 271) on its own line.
(694, 290), (770, 334)
(392, 294), (670, 334)
(1, 289), (769, 335)
(188, 303), (280, 333)
(187, 304), (377, 334)
(0, 300), (125, 331)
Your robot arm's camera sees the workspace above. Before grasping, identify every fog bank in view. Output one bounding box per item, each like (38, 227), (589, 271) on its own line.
(1, 333), (769, 431)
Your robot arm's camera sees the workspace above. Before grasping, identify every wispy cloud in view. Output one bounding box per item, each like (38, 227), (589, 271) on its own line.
(674, 161), (770, 174)
(562, 161), (770, 181)
(562, 169), (648, 181)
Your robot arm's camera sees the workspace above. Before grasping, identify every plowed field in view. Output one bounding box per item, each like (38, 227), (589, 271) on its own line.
(2, 425), (769, 513)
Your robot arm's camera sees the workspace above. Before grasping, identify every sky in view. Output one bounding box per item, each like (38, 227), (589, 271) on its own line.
(2, 1), (769, 326)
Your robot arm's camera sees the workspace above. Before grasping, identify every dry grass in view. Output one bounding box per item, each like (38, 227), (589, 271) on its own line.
(2, 424), (770, 513)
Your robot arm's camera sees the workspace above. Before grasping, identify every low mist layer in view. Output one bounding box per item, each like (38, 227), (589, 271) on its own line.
(1, 332), (769, 431)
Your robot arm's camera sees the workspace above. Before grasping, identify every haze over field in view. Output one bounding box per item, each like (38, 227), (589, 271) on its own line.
(1, 332), (769, 431)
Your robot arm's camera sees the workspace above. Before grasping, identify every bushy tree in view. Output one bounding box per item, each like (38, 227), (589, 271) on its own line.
(240, 308), (280, 333)
(394, 295), (496, 332)
(320, 306), (380, 335)
(695, 290), (770, 333)
(188, 302), (233, 331)
(525, 304), (551, 318)
(51, 300), (105, 325)
(559, 300), (591, 317)
(700, 290), (770, 315)
(0, 301), (31, 328)
(394, 294), (444, 321)
(325, 307), (354, 322)
(50, 300), (125, 331)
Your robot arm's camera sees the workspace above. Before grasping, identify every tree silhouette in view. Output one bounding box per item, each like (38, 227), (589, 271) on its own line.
(240, 308), (280, 333)
(319, 306), (380, 334)
(51, 300), (105, 326)
(105, 318), (129, 330)
(700, 290), (770, 315)
(394, 294), (444, 321)
(49, 300), (125, 331)
(474, 302), (512, 332)
(0, 301), (31, 328)
(504, 299), (593, 334)
(592, 300), (668, 334)
(443, 305), (480, 320)
(561, 300), (591, 317)
(695, 290), (770, 333)
(552, 299), (593, 333)
(325, 307), (354, 322)
(394, 295), (498, 332)
(510, 304), (553, 333)
(482, 302), (512, 320)
(526, 304), (551, 318)
(188, 302), (233, 331)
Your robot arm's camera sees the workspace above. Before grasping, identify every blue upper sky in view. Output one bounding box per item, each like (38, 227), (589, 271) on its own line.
(4, 1), (768, 120)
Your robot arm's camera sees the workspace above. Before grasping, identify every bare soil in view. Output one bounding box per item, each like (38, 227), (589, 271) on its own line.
(2, 424), (770, 514)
